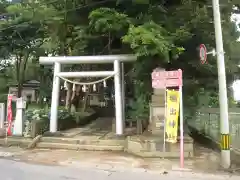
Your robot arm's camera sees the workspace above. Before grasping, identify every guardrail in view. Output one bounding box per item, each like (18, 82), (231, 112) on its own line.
(186, 108), (240, 150)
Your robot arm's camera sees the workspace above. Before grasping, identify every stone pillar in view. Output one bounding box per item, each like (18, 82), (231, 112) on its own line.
(0, 103), (5, 129)
(148, 68), (166, 135)
(114, 60), (123, 135)
(13, 97), (26, 136)
(50, 62), (61, 133)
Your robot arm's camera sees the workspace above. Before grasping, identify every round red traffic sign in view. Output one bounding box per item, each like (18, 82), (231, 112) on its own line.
(199, 44), (207, 64)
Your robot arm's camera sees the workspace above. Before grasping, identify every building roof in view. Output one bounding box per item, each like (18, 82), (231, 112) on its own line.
(8, 80), (40, 88)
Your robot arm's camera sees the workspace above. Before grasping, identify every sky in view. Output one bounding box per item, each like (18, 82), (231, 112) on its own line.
(231, 13), (240, 42)
(232, 13), (240, 31)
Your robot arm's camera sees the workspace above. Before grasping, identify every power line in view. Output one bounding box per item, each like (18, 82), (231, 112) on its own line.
(0, 0), (113, 32)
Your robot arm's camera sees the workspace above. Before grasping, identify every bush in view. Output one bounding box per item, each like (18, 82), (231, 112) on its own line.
(126, 95), (149, 121)
(24, 108), (96, 137)
(25, 108), (77, 135)
(57, 109), (76, 130)
(125, 95), (149, 134)
(25, 109), (48, 122)
(25, 109), (49, 136)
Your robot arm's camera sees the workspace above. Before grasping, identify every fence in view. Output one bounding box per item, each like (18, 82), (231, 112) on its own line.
(186, 108), (240, 150)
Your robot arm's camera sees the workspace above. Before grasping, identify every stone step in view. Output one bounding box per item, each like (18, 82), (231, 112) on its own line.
(0, 135), (194, 158)
(127, 150), (193, 158)
(40, 137), (125, 146)
(36, 142), (124, 151)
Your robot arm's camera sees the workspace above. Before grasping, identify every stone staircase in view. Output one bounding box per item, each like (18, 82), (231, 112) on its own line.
(0, 134), (194, 158)
(36, 136), (125, 151)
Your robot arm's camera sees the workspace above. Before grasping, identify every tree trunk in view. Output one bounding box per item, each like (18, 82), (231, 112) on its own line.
(16, 51), (29, 98)
(70, 90), (76, 113)
(65, 89), (72, 111)
(65, 82), (72, 111)
(16, 54), (22, 98)
(70, 85), (81, 112)
(81, 92), (89, 112)
(17, 83), (23, 98)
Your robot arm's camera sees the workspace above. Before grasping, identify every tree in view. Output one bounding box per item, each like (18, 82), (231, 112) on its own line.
(0, 1), (56, 97)
(0, 0), (239, 113)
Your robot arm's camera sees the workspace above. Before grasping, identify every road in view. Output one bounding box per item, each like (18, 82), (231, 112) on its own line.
(0, 158), (239, 180)
(0, 146), (238, 180)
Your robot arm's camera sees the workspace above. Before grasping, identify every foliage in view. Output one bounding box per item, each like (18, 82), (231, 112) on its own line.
(25, 108), (77, 134)
(122, 22), (172, 58)
(89, 8), (130, 34)
(25, 107), (96, 135)
(0, 2), (45, 96)
(0, 0), (239, 120)
(126, 95), (149, 121)
(25, 109), (48, 122)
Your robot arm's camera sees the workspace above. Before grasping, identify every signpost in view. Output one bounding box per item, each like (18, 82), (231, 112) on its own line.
(199, 44), (216, 64)
(152, 69), (184, 168)
(199, 44), (207, 64)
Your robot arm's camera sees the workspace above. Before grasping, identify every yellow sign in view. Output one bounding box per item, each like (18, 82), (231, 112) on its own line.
(165, 90), (180, 143)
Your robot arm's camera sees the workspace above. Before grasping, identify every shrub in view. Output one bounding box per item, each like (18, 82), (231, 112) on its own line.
(25, 109), (49, 136)
(25, 109), (48, 122)
(57, 109), (76, 130)
(24, 108), (96, 137)
(25, 108), (76, 135)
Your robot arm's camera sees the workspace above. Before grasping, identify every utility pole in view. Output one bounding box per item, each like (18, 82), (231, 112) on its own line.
(212, 0), (230, 169)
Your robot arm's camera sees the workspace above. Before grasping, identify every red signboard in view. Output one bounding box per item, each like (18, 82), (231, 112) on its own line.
(151, 69), (182, 88)
(152, 79), (165, 89)
(165, 78), (182, 87)
(7, 94), (13, 136)
(152, 70), (182, 80)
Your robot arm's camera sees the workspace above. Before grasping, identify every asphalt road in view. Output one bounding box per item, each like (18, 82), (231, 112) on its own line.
(0, 158), (238, 180)
(0, 158), (162, 180)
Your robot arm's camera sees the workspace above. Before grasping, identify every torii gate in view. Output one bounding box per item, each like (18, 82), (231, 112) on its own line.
(39, 54), (137, 135)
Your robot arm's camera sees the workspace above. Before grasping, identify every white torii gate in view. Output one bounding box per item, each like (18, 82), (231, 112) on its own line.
(39, 54), (137, 135)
